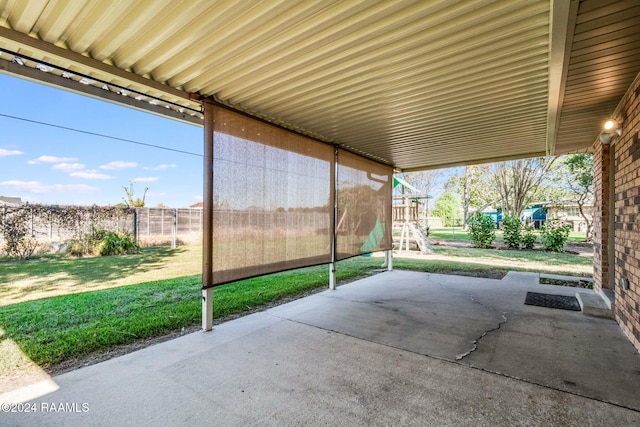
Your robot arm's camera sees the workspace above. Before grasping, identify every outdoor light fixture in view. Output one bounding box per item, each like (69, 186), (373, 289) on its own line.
(599, 119), (622, 144)
(604, 119), (618, 131)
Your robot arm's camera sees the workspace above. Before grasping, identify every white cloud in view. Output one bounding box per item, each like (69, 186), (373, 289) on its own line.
(144, 164), (177, 171)
(0, 148), (23, 157)
(193, 195), (203, 201)
(70, 170), (113, 180)
(133, 176), (158, 182)
(0, 180), (99, 194)
(100, 161), (137, 170)
(27, 155), (77, 164)
(52, 162), (86, 172)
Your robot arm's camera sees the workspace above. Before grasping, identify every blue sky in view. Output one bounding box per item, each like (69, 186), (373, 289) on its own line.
(0, 72), (453, 209)
(0, 73), (203, 208)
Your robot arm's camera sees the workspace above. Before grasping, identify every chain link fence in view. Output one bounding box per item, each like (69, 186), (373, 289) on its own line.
(0, 206), (204, 255)
(133, 208), (203, 246)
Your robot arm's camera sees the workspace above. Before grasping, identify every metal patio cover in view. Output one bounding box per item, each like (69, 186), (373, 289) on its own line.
(1, 0), (639, 171)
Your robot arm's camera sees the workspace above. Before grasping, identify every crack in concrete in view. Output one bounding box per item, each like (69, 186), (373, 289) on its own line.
(278, 315), (640, 414)
(455, 310), (508, 360)
(424, 274), (509, 361)
(269, 274), (640, 414)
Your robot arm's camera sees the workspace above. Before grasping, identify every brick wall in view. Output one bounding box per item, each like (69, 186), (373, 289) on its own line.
(605, 74), (640, 351)
(592, 141), (610, 292)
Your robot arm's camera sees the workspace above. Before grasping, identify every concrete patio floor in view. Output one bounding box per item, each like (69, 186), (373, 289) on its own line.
(2, 270), (640, 426)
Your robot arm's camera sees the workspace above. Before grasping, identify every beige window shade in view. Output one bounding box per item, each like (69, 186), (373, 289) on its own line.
(210, 107), (334, 285)
(336, 149), (393, 260)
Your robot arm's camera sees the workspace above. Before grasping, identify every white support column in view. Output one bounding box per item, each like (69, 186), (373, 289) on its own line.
(202, 288), (213, 332)
(386, 249), (393, 271)
(381, 249), (393, 270)
(329, 263), (337, 290)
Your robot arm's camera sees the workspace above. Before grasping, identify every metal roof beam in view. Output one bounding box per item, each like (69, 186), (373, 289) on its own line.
(545, 0), (579, 155)
(0, 26), (193, 103)
(0, 57), (203, 126)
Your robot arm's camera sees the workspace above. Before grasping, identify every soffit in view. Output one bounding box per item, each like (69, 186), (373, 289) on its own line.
(555, 0), (640, 155)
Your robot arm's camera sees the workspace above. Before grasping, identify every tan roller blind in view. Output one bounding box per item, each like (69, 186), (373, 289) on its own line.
(210, 107), (333, 285)
(336, 149), (392, 260)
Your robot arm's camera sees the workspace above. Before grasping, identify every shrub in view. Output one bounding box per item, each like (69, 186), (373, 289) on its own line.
(0, 208), (38, 260)
(96, 231), (139, 256)
(468, 212), (495, 249)
(67, 238), (94, 257)
(502, 215), (522, 249)
(521, 225), (537, 250)
(68, 228), (139, 257)
(540, 220), (572, 252)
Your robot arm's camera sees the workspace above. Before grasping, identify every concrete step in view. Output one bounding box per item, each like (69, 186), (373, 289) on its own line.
(575, 292), (614, 319)
(599, 288), (615, 311)
(502, 271), (540, 285)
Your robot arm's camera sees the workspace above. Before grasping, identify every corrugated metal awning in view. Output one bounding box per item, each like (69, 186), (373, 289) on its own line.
(1, 0), (639, 170)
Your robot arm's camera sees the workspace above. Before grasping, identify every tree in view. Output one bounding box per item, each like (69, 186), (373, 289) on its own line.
(444, 164), (496, 228)
(399, 170), (444, 217)
(432, 192), (462, 226)
(491, 158), (555, 218)
(122, 180), (149, 207)
(550, 153), (594, 241)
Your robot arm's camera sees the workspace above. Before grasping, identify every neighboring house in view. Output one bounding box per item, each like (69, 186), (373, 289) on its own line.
(480, 207), (544, 229)
(521, 205), (547, 229)
(0, 196), (22, 207)
(546, 203), (594, 232)
(190, 202), (203, 209)
(480, 202), (592, 231)
(481, 208), (503, 229)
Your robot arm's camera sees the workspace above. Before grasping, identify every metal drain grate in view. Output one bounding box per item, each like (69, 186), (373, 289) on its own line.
(524, 292), (580, 311)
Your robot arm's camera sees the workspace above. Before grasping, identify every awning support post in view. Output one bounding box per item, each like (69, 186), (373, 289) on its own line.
(329, 147), (338, 290)
(202, 99), (215, 331)
(329, 263), (337, 290)
(384, 249), (393, 271)
(202, 288), (213, 331)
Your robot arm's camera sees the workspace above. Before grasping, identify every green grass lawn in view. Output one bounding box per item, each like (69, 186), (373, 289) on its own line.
(0, 245), (202, 306)
(0, 257), (383, 371)
(0, 244), (593, 382)
(428, 227), (476, 241)
(428, 246), (592, 275)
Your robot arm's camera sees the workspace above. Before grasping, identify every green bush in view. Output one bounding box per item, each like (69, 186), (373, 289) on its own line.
(468, 212), (496, 249)
(521, 225), (537, 250)
(68, 228), (139, 257)
(540, 220), (572, 252)
(96, 231), (139, 256)
(67, 238), (93, 257)
(502, 215), (522, 249)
